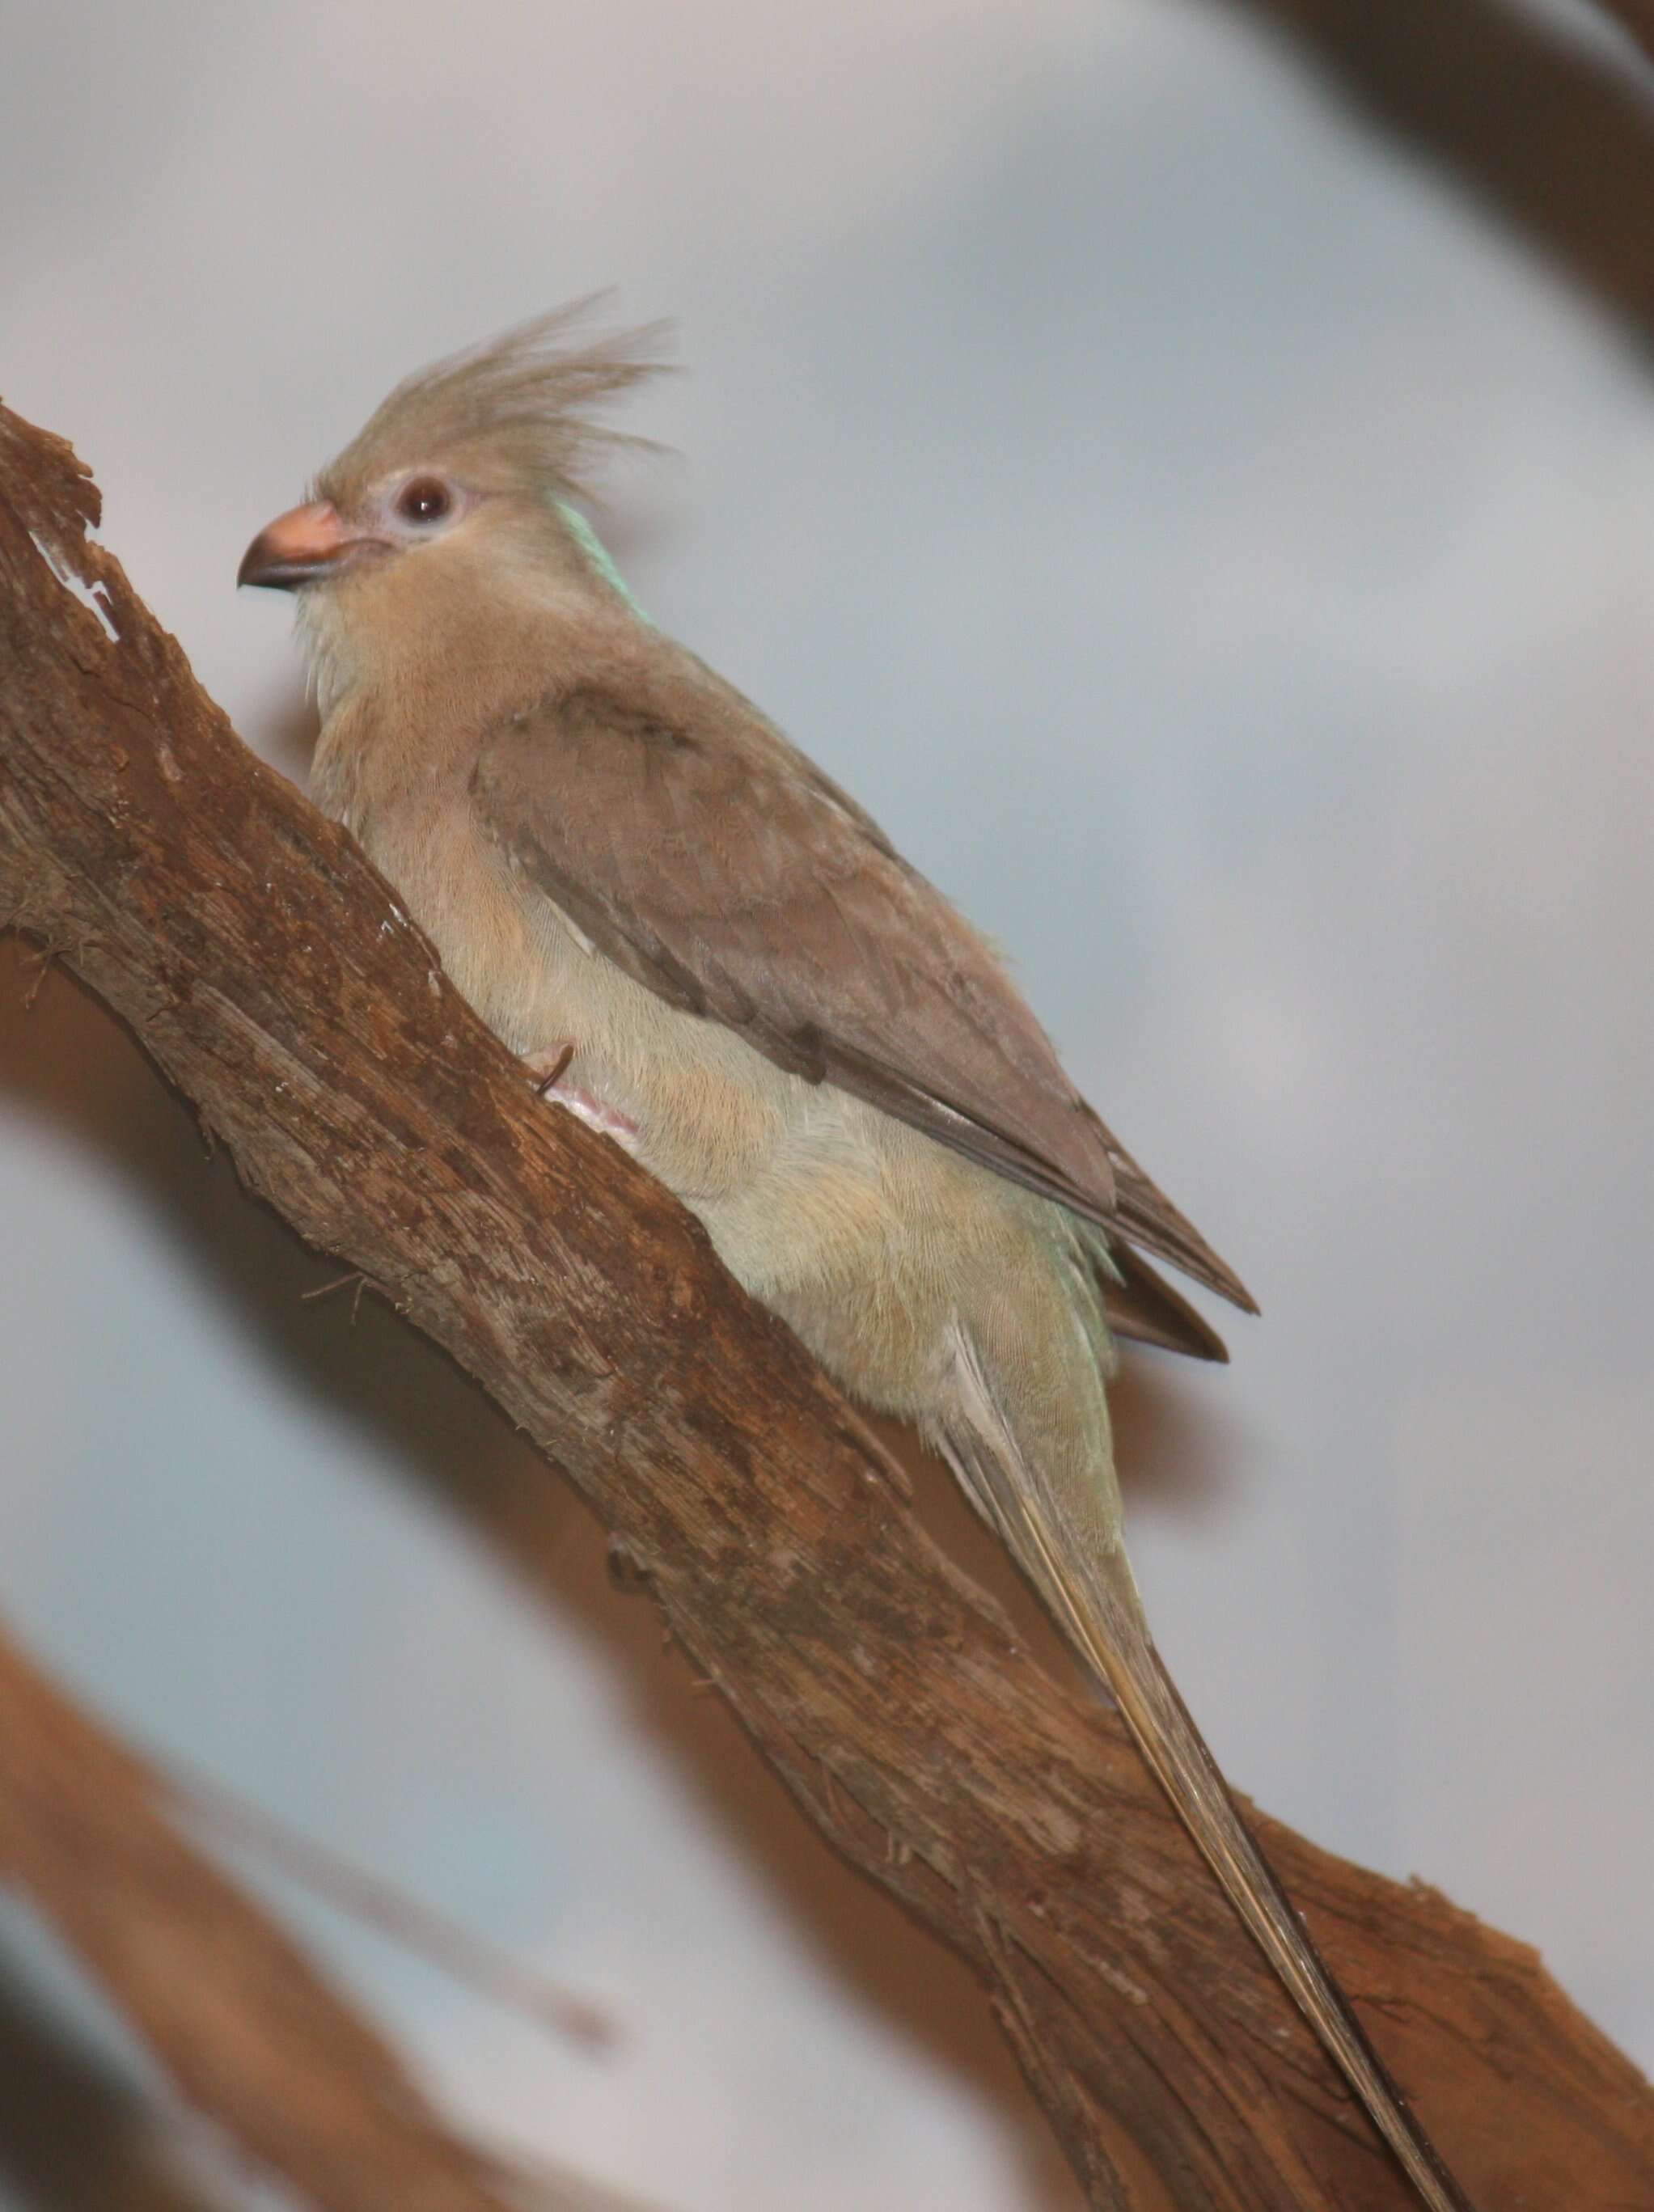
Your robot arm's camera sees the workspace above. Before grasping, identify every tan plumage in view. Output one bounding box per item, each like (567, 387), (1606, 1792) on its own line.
(239, 304), (1472, 2212)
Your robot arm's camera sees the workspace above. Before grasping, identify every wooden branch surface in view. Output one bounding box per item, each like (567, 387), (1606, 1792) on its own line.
(1, 404), (1648, 2211)
(0, 1614), (624, 2212)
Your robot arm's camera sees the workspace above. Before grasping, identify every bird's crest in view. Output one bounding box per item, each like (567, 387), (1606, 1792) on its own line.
(318, 294), (671, 510)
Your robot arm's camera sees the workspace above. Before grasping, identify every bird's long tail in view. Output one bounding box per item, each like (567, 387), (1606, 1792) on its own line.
(938, 1339), (1474, 2212)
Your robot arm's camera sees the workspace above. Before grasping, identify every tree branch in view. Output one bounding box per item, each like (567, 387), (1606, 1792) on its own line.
(1603, 0), (1654, 63)
(2, 404), (1649, 2209)
(0, 1614), (636, 2212)
(1223, 0), (1654, 349)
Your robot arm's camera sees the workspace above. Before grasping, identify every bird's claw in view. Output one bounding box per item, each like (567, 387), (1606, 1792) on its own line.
(526, 1041), (576, 1098)
(522, 1041), (641, 1153)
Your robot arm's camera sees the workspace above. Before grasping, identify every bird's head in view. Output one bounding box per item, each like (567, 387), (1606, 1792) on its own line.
(238, 299), (668, 700)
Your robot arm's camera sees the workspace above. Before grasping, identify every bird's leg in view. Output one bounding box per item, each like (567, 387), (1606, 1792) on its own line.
(522, 1041), (641, 1154)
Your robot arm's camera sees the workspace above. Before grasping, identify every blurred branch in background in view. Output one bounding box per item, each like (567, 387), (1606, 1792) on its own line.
(167, 1754), (614, 2053)
(2, 406), (1651, 2208)
(1604, 0), (1654, 61)
(0, 1956), (225, 2212)
(1226, 0), (1654, 345)
(0, 1617), (654, 2212)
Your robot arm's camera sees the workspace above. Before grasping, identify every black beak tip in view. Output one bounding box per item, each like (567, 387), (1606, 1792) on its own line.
(238, 539), (298, 592)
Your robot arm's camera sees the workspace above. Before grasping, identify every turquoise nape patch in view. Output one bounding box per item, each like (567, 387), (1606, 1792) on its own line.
(554, 499), (649, 620)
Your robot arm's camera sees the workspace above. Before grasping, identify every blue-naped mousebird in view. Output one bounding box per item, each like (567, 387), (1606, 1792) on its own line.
(239, 304), (1472, 2212)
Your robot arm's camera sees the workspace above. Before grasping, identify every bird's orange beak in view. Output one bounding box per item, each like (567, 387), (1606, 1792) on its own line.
(237, 500), (360, 590)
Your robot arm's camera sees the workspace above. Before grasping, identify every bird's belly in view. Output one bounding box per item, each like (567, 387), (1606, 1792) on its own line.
(334, 794), (1044, 1419)
(495, 919), (984, 1414)
(539, 958), (1111, 1457)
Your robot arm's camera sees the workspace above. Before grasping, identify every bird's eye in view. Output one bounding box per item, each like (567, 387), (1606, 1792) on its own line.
(396, 476), (452, 524)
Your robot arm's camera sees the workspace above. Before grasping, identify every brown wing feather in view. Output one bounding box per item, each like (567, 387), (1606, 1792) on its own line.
(1097, 1245), (1231, 1362)
(1085, 1109), (1257, 1313)
(472, 662), (1255, 1321)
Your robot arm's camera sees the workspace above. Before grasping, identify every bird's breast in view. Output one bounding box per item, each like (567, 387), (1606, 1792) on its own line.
(309, 710), (1054, 1424)
(314, 721), (800, 1195)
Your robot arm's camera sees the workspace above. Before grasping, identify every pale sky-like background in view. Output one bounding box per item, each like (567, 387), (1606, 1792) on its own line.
(2, 2), (1652, 2206)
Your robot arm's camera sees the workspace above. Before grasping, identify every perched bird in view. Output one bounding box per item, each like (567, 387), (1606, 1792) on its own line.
(240, 303), (1470, 2211)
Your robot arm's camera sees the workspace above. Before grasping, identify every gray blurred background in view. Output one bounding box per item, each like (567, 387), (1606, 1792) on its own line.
(2, 2), (1652, 2205)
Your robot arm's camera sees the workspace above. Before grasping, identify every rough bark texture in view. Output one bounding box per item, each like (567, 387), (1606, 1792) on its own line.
(0, 1616), (631, 2212)
(2, 404), (1649, 2212)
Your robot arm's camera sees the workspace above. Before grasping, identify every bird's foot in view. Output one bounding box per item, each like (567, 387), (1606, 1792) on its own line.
(526, 1041), (576, 1098)
(522, 1043), (641, 1154)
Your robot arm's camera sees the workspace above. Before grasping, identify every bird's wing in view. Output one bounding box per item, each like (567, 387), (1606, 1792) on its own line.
(472, 668), (1254, 1316)
(1093, 1242), (1233, 1362)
